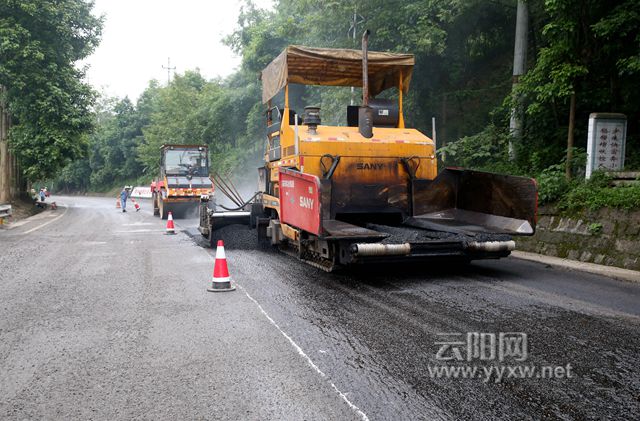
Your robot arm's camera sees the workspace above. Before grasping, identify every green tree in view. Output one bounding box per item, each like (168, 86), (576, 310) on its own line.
(519, 0), (640, 178)
(228, 0), (516, 144)
(89, 97), (145, 188)
(137, 71), (210, 173)
(0, 0), (102, 182)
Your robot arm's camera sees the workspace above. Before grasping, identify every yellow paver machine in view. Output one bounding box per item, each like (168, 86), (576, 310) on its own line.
(206, 32), (538, 271)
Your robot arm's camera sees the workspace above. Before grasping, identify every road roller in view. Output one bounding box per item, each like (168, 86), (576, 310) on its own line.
(151, 144), (213, 219)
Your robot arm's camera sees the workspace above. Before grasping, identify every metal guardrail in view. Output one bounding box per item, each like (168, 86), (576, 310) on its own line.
(0, 204), (12, 220)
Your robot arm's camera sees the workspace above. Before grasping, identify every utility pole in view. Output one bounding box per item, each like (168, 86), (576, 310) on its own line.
(509, 0), (528, 161)
(0, 85), (11, 203)
(162, 57), (176, 85)
(348, 8), (365, 105)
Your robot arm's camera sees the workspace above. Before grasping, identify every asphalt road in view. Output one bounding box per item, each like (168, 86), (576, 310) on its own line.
(1, 196), (639, 420)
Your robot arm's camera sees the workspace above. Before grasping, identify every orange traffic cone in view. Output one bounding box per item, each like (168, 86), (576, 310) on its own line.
(165, 211), (176, 235)
(207, 240), (236, 292)
(116, 199), (121, 208)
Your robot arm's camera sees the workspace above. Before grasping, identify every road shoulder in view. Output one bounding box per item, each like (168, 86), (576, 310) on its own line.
(511, 250), (640, 283)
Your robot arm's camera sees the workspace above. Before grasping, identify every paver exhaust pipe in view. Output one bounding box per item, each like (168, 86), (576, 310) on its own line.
(351, 243), (411, 257)
(467, 240), (516, 252)
(358, 29), (373, 138)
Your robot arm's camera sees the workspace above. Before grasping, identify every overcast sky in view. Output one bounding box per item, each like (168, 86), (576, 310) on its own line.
(83, 0), (274, 101)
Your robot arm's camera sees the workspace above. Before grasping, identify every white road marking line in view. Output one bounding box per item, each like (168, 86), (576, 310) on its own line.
(239, 285), (370, 421)
(22, 206), (68, 234)
(196, 239), (370, 418)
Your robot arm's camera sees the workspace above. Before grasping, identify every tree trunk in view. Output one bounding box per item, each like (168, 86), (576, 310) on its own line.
(565, 92), (576, 180)
(509, 0), (529, 161)
(0, 86), (11, 203)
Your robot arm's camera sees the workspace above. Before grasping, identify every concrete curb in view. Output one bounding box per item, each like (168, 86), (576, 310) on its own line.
(0, 204), (65, 230)
(1, 211), (47, 230)
(511, 250), (640, 283)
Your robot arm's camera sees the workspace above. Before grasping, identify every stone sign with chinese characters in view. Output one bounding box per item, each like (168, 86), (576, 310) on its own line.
(586, 113), (627, 178)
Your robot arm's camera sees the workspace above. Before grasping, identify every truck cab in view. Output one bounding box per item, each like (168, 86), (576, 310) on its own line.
(151, 144), (213, 219)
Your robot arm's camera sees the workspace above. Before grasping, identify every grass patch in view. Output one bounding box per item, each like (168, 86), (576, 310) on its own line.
(558, 178), (640, 213)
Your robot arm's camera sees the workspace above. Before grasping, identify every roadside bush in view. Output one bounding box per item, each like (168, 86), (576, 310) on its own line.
(535, 148), (591, 205)
(536, 163), (569, 204)
(438, 124), (511, 170)
(558, 172), (640, 212)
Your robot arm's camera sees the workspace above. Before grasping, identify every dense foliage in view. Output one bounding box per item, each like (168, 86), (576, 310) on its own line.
(47, 0), (640, 211)
(0, 0), (102, 180)
(56, 69), (265, 192)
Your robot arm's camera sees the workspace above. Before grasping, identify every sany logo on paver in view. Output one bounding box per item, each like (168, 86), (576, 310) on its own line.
(356, 162), (386, 170)
(299, 197), (314, 209)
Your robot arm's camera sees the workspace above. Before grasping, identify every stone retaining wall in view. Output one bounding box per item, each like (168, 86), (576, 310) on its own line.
(515, 206), (640, 271)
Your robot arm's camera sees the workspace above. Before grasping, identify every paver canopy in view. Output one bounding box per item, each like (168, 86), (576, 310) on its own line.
(260, 45), (415, 104)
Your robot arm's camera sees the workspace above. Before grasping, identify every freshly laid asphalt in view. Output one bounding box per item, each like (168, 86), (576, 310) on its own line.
(1, 196), (638, 420)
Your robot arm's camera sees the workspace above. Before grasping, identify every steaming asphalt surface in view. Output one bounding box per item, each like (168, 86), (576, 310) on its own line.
(1, 195), (639, 420)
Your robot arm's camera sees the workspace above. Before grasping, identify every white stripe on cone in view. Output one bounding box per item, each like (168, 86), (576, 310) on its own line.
(213, 245), (229, 283)
(166, 212), (175, 232)
(215, 245), (226, 259)
(209, 240), (234, 292)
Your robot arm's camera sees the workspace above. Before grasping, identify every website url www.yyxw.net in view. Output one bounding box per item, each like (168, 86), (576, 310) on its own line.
(428, 364), (574, 383)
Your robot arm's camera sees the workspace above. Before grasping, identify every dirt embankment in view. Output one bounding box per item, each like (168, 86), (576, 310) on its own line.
(1, 197), (44, 225)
